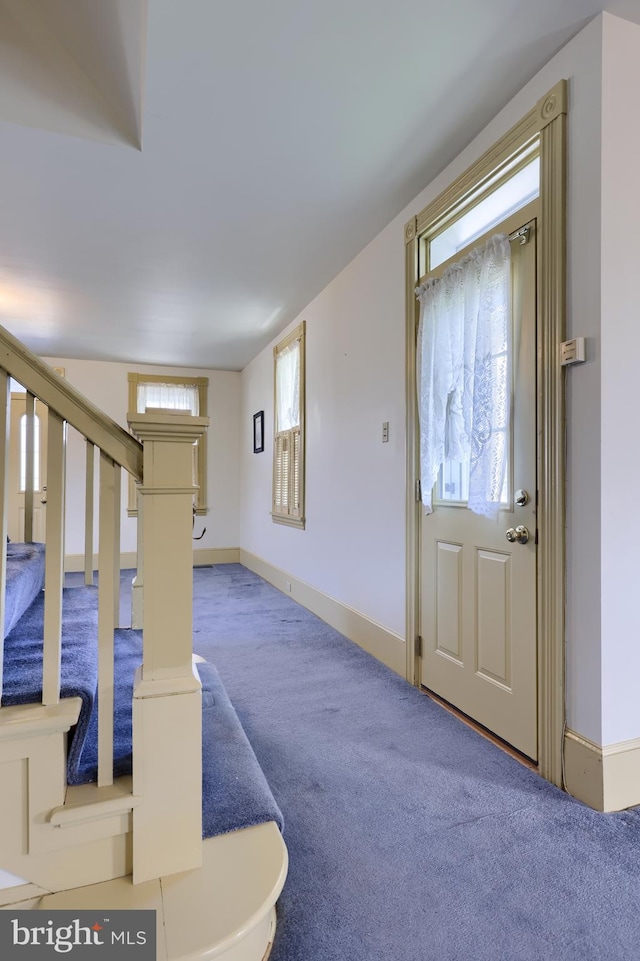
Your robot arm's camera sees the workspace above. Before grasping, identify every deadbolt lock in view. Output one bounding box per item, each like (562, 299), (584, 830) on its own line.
(514, 489), (529, 507)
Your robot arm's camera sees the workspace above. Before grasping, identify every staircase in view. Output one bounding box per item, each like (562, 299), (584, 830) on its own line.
(0, 326), (287, 960)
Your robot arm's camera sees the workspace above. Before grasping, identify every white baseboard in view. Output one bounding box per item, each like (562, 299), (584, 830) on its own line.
(239, 549), (406, 678)
(64, 548), (240, 573)
(563, 729), (640, 811)
(193, 547), (240, 566)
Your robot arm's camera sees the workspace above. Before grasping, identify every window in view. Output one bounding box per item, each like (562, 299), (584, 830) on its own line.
(273, 322), (305, 528)
(20, 411), (41, 492)
(127, 373), (208, 515)
(429, 156), (539, 269)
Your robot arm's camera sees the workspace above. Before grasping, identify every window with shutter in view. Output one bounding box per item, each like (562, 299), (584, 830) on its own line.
(127, 373), (208, 515)
(272, 322), (305, 528)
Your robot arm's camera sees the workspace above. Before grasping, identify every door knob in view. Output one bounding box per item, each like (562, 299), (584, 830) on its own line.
(40, 497), (47, 504)
(506, 525), (529, 545)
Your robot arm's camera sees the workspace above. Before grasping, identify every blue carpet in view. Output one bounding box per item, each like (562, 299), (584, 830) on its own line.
(2, 576), (281, 838)
(4, 542), (45, 638)
(188, 563), (640, 961)
(198, 660), (283, 836)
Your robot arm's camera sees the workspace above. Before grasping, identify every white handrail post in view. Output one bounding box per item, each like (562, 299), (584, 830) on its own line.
(127, 409), (208, 884)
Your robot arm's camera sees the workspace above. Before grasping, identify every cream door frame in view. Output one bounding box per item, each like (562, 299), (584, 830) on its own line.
(405, 81), (567, 787)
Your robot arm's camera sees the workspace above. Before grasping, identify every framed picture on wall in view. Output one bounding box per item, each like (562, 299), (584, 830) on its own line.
(253, 410), (264, 453)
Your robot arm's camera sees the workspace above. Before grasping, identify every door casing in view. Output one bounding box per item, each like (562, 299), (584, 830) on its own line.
(405, 81), (567, 786)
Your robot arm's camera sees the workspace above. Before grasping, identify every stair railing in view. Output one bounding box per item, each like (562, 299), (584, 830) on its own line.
(0, 324), (208, 883)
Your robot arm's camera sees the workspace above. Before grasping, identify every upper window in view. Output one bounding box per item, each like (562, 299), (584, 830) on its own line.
(429, 154), (539, 270)
(127, 373), (208, 514)
(273, 322), (305, 528)
(20, 411), (41, 492)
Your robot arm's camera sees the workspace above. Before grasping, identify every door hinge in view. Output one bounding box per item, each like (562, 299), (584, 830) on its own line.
(415, 635), (423, 658)
(415, 479), (422, 503)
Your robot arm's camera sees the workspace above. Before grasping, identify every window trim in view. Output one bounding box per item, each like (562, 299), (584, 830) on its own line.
(127, 372), (208, 516)
(272, 321), (306, 529)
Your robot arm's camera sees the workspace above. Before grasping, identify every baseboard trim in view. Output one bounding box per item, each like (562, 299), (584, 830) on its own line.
(239, 549), (406, 678)
(64, 548), (240, 573)
(563, 729), (640, 812)
(193, 548), (240, 566)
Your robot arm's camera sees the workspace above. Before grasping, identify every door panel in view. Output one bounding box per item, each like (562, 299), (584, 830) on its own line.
(420, 203), (538, 760)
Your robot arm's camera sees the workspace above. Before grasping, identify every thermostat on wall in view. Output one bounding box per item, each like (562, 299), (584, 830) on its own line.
(560, 338), (586, 366)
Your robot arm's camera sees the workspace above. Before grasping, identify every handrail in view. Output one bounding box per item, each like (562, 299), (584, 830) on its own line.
(0, 325), (142, 481)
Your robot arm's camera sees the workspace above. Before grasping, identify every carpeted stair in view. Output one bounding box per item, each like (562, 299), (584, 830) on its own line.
(4, 541), (46, 638)
(1, 551), (282, 839)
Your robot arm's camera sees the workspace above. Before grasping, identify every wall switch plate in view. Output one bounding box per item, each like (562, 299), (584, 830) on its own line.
(561, 338), (586, 366)
(382, 421), (389, 443)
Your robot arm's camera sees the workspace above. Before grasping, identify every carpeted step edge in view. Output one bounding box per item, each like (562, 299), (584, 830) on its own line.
(197, 659), (284, 839)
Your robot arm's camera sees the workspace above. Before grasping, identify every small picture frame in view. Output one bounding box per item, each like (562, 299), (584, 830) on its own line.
(253, 410), (264, 453)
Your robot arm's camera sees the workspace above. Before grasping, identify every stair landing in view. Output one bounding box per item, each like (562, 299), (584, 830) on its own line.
(20, 821), (287, 961)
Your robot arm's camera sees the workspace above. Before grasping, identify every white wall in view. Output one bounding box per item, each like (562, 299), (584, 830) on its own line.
(241, 231), (407, 635)
(42, 356), (241, 557)
(599, 15), (640, 745)
(240, 16), (616, 743)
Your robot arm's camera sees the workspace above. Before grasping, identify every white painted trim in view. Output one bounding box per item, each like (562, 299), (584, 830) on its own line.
(240, 550), (406, 677)
(37, 822), (287, 961)
(564, 729), (640, 812)
(0, 325), (143, 479)
(64, 547), (240, 573)
(0, 882), (50, 907)
(193, 547), (240, 566)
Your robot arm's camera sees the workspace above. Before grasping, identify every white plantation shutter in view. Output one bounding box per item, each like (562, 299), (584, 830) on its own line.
(273, 433), (289, 513)
(273, 324), (305, 527)
(291, 428), (301, 517)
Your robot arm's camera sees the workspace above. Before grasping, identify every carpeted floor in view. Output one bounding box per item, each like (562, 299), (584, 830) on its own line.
(187, 563), (640, 961)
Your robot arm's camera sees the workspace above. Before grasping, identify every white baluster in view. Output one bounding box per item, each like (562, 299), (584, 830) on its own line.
(97, 451), (116, 787)
(84, 440), (94, 586)
(42, 411), (66, 706)
(24, 391), (34, 543)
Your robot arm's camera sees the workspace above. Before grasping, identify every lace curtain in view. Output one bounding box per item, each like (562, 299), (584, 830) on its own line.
(276, 339), (301, 431)
(137, 382), (199, 415)
(415, 234), (511, 518)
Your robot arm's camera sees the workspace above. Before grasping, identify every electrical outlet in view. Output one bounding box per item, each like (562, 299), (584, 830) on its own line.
(382, 421), (389, 443)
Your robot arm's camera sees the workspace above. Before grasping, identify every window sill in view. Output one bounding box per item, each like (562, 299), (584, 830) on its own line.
(271, 513), (305, 530)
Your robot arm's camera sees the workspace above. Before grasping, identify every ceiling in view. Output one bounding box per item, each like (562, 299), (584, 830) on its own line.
(0, 0), (636, 371)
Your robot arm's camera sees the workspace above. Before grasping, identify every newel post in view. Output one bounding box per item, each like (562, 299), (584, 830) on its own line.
(127, 410), (209, 884)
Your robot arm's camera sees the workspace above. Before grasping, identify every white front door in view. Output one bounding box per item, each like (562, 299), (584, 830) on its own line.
(419, 203), (538, 760)
(8, 394), (48, 543)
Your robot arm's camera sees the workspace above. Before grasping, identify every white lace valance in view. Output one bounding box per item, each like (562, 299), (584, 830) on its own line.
(416, 234), (511, 518)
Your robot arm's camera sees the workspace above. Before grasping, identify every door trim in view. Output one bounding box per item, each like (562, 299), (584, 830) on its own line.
(405, 81), (567, 787)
